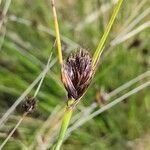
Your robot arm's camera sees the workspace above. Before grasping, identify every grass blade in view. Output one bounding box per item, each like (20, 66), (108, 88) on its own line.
(92, 0), (124, 67)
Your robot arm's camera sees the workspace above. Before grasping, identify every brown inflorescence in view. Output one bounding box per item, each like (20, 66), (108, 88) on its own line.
(61, 48), (93, 100)
(22, 97), (37, 113)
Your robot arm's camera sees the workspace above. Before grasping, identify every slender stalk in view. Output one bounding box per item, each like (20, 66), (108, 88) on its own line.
(92, 0), (124, 68)
(33, 51), (53, 98)
(0, 112), (28, 149)
(51, 0), (63, 65)
(54, 99), (74, 150)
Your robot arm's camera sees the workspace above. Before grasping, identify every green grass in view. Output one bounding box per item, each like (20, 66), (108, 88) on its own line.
(0, 0), (149, 149)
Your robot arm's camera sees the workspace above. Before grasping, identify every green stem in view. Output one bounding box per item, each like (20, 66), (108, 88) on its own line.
(54, 99), (74, 150)
(92, 0), (124, 67)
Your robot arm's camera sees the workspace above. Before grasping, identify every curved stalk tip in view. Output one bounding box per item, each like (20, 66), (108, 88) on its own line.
(51, 0), (63, 65)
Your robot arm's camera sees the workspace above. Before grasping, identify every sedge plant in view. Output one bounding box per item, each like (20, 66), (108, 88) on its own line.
(0, 43), (53, 149)
(0, 97), (37, 149)
(50, 0), (124, 149)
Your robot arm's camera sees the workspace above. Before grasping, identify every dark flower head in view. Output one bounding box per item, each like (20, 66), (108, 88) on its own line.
(61, 48), (93, 100)
(22, 97), (37, 113)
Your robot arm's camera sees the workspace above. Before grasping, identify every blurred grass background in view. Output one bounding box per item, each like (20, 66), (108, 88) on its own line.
(0, 0), (150, 149)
